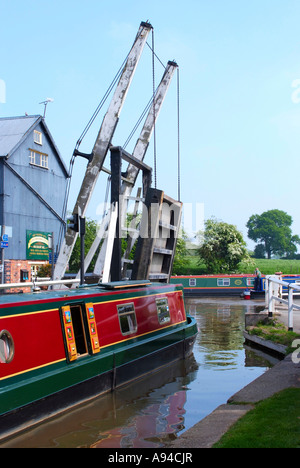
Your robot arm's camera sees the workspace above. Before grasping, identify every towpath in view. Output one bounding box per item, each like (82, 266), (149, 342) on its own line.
(171, 306), (300, 448)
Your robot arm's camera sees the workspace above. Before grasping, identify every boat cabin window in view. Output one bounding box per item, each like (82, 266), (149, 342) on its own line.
(117, 303), (137, 336)
(156, 298), (171, 324)
(217, 278), (230, 287)
(0, 330), (14, 363)
(69, 305), (88, 356)
(189, 278), (196, 287)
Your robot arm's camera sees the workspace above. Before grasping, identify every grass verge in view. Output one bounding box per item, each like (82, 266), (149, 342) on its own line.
(174, 257), (300, 276)
(215, 320), (300, 448)
(213, 388), (300, 448)
(246, 318), (300, 355)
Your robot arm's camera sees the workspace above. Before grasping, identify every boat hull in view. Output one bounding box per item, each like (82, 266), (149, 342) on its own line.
(0, 326), (196, 441)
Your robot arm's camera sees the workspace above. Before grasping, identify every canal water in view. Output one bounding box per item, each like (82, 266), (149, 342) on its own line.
(2, 297), (276, 448)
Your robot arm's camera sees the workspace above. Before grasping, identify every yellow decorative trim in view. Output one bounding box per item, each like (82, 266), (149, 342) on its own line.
(92, 289), (181, 307)
(0, 290), (181, 320)
(0, 308), (58, 320)
(0, 358), (66, 381)
(101, 319), (186, 349)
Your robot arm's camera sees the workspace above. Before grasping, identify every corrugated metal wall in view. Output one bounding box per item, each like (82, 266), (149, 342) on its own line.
(3, 122), (67, 260)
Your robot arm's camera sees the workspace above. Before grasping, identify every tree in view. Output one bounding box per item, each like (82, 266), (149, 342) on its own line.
(246, 210), (300, 259)
(69, 218), (99, 272)
(36, 263), (52, 278)
(253, 244), (266, 259)
(197, 218), (251, 273)
(172, 229), (190, 275)
(68, 214), (140, 274)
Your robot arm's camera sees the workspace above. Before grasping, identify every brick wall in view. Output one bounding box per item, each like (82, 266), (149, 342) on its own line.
(2, 260), (32, 293)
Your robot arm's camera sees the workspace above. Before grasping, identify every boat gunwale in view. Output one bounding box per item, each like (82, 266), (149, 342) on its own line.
(0, 282), (183, 314)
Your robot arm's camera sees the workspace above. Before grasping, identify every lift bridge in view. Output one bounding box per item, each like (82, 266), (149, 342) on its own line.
(53, 21), (182, 285)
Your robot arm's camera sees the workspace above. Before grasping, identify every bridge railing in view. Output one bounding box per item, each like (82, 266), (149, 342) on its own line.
(0, 278), (80, 292)
(265, 275), (300, 331)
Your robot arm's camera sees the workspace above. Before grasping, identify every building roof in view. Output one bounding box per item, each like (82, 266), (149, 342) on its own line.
(0, 115), (69, 176)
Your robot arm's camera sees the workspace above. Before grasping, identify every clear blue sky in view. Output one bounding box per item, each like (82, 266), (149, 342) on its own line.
(1, 0), (300, 250)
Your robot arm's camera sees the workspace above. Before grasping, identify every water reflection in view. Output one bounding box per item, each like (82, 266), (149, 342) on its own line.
(2, 356), (198, 448)
(1, 297), (275, 448)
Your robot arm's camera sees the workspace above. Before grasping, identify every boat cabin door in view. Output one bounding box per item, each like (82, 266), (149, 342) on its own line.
(61, 303), (100, 362)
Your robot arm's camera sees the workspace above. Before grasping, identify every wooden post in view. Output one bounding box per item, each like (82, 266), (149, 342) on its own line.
(268, 277), (273, 317)
(288, 286), (294, 331)
(132, 188), (164, 280)
(110, 147), (122, 282)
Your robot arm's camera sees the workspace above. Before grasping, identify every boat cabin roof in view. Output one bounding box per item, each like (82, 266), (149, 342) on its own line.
(0, 280), (177, 308)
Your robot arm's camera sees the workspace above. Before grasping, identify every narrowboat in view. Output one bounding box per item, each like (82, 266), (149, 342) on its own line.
(170, 273), (300, 298)
(170, 274), (264, 297)
(0, 280), (197, 441)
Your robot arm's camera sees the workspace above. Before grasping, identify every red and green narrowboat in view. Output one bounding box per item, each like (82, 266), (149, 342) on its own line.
(0, 280), (197, 441)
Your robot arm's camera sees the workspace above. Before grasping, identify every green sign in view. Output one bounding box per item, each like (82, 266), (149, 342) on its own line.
(26, 230), (51, 260)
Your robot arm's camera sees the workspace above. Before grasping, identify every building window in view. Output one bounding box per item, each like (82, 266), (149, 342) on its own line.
(34, 130), (43, 145)
(117, 303), (137, 335)
(217, 278), (230, 287)
(29, 149), (48, 169)
(156, 297), (171, 324)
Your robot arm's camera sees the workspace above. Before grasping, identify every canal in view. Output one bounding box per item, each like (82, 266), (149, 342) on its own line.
(1, 297), (276, 448)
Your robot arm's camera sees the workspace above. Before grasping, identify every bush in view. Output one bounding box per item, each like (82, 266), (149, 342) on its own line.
(36, 263), (52, 278)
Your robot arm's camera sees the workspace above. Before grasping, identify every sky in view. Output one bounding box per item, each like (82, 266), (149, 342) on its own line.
(1, 0), (300, 250)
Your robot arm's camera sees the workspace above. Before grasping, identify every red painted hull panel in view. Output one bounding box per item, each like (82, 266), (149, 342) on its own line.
(0, 284), (186, 382)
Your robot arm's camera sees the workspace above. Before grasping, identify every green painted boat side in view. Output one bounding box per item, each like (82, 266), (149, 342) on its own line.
(170, 274), (261, 296)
